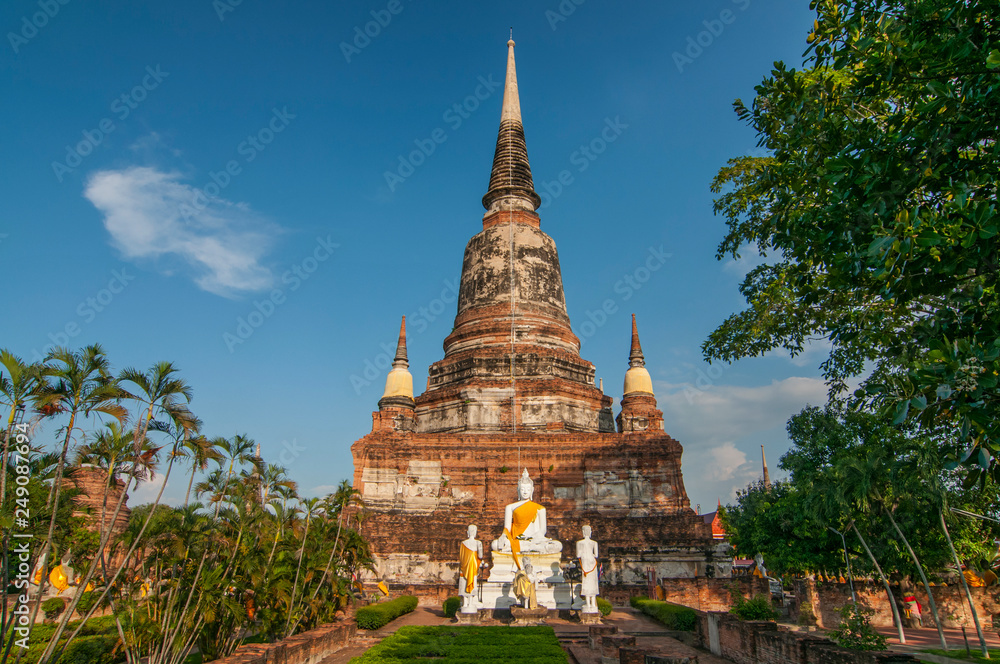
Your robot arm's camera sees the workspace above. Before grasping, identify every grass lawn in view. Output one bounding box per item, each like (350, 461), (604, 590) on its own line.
(922, 648), (1000, 663)
(349, 625), (569, 663)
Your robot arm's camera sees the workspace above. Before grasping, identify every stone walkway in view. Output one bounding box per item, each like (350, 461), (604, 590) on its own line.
(318, 606), (737, 664)
(874, 625), (1000, 650)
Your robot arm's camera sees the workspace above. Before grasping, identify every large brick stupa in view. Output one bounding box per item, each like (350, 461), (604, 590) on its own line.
(351, 40), (730, 594)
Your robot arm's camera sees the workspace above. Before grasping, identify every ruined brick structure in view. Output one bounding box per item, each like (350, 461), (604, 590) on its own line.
(66, 464), (131, 540)
(351, 40), (729, 595)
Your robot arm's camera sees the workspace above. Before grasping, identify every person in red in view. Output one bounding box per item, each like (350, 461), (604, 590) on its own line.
(902, 593), (923, 628)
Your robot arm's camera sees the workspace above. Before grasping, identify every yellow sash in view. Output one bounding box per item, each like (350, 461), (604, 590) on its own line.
(505, 501), (541, 569)
(580, 558), (598, 575)
(459, 542), (480, 593)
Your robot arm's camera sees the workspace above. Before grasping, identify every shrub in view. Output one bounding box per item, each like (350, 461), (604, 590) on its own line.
(631, 598), (697, 631)
(2, 616), (121, 664)
(596, 598), (612, 616)
(58, 634), (122, 664)
(42, 598), (66, 621)
(443, 596), (461, 618)
(355, 595), (418, 630)
(728, 584), (778, 621)
(629, 595), (648, 609)
(74, 591), (99, 617)
(828, 604), (889, 651)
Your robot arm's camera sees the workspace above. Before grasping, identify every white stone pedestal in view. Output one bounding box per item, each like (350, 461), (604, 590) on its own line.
(487, 552), (564, 583)
(478, 580), (576, 610)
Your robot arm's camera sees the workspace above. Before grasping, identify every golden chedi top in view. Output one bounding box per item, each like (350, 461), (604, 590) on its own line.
(623, 314), (654, 396)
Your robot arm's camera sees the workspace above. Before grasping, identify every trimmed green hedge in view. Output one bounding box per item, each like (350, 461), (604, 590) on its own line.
(443, 596), (461, 618)
(2, 616), (122, 664)
(596, 598), (612, 616)
(630, 597), (697, 631)
(42, 598), (67, 620)
(355, 595), (418, 630)
(58, 634), (122, 664)
(350, 625), (567, 663)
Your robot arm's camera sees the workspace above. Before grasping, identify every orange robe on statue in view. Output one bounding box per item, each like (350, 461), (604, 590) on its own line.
(505, 501), (541, 569)
(459, 542), (480, 594)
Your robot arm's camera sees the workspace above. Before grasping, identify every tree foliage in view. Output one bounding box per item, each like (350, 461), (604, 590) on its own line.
(722, 405), (1000, 579)
(705, 0), (1000, 481)
(1, 345), (372, 664)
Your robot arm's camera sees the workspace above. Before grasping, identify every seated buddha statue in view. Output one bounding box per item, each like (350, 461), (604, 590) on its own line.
(491, 470), (562, 564)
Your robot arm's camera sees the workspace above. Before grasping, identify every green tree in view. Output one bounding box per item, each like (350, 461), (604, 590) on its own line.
(720, 480), (845, 576)
(704, 0), (1000, 481)
(0, 350), (43, 510)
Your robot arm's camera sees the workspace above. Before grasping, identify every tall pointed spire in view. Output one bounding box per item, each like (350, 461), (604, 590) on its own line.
(623, 314), (653, 396)
(762, 445), (771, 488)
(380, 316), (414, 408)
(392, 316), (408, 368)
(482, 39), (541, 215)
(629, 314), (645, 368)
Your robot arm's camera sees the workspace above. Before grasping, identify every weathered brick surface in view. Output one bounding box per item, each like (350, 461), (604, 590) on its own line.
(211, 620), (355, 664)
(791, 578), (1000, 630)
(756, 629), (828, 664)
(717, 616), (777, 664)
(712, 614), (917, 664)
(66, 466), (130, 540)
(590, 624), (619, 649)
(602, 635), (637, 660)
(619, 646), (648, 664)
(351, 62), (727, 589)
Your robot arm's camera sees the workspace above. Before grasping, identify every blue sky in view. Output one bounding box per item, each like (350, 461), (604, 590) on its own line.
(1, 0), (830, 513)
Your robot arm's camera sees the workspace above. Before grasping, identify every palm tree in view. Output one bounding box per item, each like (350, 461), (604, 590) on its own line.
(29, 344), (127, 639)
(0, 349), (43, 509)
(940, 508), (990, 659)
(218, 434), (256, 483)
(288, 481), (362, 634)
(285, 496), (324, 636)
(75, 421), (140, 565)
(831, 454), (907, 644)
(181, 434), (223, 506)
(42, 361), (194, 664)
(259, 463), (297, 506)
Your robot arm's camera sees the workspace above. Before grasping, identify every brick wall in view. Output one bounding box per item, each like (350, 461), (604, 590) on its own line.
(392, 576), (769, 611)
(692, 612), (916, 664)
(602, 577), (768, 610)
(791, 578), (1000, 630)
(212, 621), (356, 664)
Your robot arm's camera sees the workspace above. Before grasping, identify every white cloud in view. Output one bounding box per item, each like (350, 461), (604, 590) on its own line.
(656, 376), (830, 511)
(764, 337), (833, 368)
(706, 441), (750, 482)
(84, 166), (279, 297)
(722, 243), (769, 279)
(659, 376), (829, 445)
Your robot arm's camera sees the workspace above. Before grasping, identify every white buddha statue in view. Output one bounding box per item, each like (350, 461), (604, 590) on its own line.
(491, 470), (562, 566)
(458, 525), (483, 612)
(576, 525), (599, 613)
